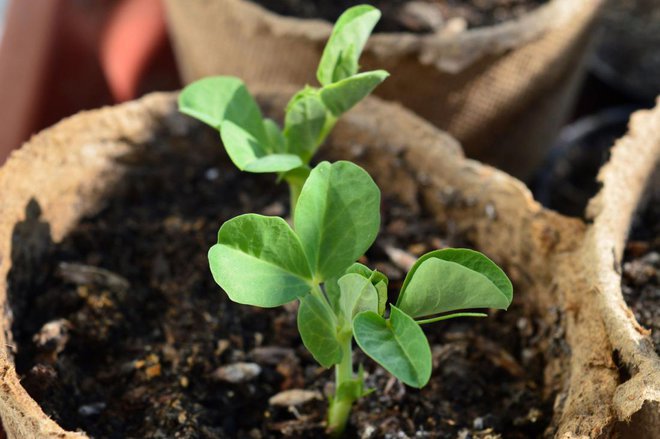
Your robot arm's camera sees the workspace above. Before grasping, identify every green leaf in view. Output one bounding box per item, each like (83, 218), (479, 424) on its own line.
(396, 249), (513, 319)
(320, 70), (389, 116)
(325, 264), (388, 317)
(335, 380), (363, 402)
(353, 306), (431, 388)
(298, 293), (343, 367)
(334, 364), (370, 401)
(179, 77), (297, 173)
(179, 76), (266, 141)
(374, 279), (388, 316)
(209, 214), (312, 307)
(220, 120), (302, 172)
(317, 5), (381, 85)
(263, 118), (286, 153)
(243, 154), (304, 173)
(338, 273), (379, 320)
(294, 161), (381, 281)
(283, 92), (327, 162)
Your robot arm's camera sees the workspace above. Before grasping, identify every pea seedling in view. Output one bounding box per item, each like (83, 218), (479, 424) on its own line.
(208, 161), (512, 436)
(179, 5), (388, 211)
(178, 5), (513, 437)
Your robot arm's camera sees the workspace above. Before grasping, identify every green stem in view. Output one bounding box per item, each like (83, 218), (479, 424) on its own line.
(327, 397), (353, 438)
(288, 179), (303, 216)
(416, 312), (487, 325)
(283, 166), (310, 217)
(335, 332), (353, 386)
(328, 332), (355, 437)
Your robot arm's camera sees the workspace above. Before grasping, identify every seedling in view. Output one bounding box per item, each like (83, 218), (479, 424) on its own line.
(178, 5), (513, 436)
(179, 5), (389, 211)
(208, 161), (513, 436)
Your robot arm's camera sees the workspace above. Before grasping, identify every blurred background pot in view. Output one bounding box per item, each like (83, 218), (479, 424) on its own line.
(164, 0), (603, 180)
(590, 0), (660, 101)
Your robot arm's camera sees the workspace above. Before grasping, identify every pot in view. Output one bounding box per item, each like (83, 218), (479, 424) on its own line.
(164, 0), (603, 180)
(0, 90), (658, 437)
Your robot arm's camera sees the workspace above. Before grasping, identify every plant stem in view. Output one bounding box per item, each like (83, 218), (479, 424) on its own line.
(327, 396), (353, 438)
(328, 331), (355, 437)
(335, 332), (353, 386)
(283, 166), (310, 217)
(288, 179), (303, 216)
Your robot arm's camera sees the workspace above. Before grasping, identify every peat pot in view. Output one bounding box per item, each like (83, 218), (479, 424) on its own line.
(164, 0), (604, 180)
(0, 89), (658, 438)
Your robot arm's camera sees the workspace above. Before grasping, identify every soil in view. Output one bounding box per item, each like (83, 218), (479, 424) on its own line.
(622, 178), (660, 357)
(250, 0), (549, 33)
(9, 121), (554, 438)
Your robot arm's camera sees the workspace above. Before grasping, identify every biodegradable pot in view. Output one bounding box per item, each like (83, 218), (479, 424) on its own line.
(164, 0), (603, 180)
(0, 90), (658, 438)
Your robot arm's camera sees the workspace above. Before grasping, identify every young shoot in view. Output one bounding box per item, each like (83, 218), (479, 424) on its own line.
(208, 161), (513, 436)
(178, 5), (389, 211)
(177, 4), (513, 436)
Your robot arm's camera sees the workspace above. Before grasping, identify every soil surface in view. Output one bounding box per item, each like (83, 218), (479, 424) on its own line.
(10, 122), (553, 438)
(251, 0), (548, 33)
(622, 179), (660, 356)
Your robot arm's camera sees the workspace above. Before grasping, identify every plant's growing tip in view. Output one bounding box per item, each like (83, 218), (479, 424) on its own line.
(178, 5), (513, 437)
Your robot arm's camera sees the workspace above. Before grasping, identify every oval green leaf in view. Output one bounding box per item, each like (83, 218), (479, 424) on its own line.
(209, 214), (312, 307)
(298, 293), (343, 367)
(396, 249), (513, 318)
(338, 273), (379, 320)
(221, 121), (302, 172)
(242, 154), (303, 173)
(326, 264), (388, 317)
(179, 76), (266, 142)
(320, 70), (389, 116)
(294, 161), (381, 281)
(283, 92), (327, 162)
(317, 5), (381, 85)
(263, 118), (286, 153)
(353, 306), (431, 388)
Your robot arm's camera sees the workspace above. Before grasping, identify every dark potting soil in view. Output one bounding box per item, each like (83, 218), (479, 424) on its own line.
(622, 179), (660, 357)
(10, 122), (553, 438)
(251, 0), (548, 33)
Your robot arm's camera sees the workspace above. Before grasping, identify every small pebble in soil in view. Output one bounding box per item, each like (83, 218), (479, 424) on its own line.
(269, 389), (322, 407)
(78, 402), (106, 417)
(211, 362), (262, 383)
(204, 167), (220, 180)
(250, 346), (297, 365)
(32, 319), (71, 355)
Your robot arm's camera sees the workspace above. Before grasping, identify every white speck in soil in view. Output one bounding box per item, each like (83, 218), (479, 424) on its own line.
(78, 402), (106, 416)
(204, 167), (220, 180)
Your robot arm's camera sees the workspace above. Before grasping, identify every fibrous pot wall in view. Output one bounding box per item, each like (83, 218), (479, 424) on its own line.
(0, 91), (658, 437)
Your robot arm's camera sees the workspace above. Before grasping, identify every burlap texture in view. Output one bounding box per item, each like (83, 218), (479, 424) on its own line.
(0, 90), (658, 437)
(164, 0), (603, 179)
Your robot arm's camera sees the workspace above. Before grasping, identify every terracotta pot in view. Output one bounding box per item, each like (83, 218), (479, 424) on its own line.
(0, 90), (658, 437)
(163, 0), (604, 180)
